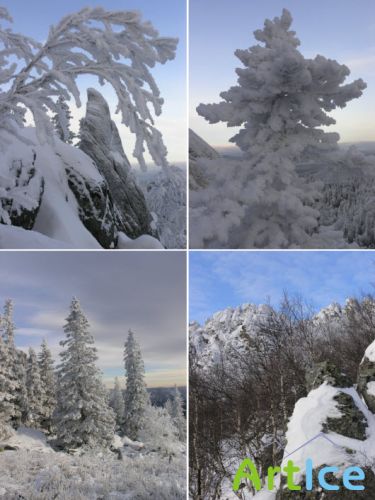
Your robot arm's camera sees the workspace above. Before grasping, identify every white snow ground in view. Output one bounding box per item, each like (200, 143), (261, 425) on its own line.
(0, 427), (186, 499)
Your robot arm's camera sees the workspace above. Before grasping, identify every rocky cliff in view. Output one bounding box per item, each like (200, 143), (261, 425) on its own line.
(79, 88), (155, 240)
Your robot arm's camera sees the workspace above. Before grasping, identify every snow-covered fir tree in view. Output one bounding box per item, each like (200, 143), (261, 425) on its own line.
(13, 349), (28, 427)
(0, 300), (20, 435)
(0, 335), (16, 439)
(110, 376), (125, 431)
(25, 347), (45, 427)
(140, 405), (179, 456)
(0, 6), (177, 168)
(194, 9), (367, 248)
(166, 386), (186, 442)
(54, 298), (115, 449)
(123, 330), (149, 440)
(38, 339), (56, 432)
(52, 96), (75, 144)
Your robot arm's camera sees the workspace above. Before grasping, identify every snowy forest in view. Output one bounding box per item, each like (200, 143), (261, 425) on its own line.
(0, 6), (186, 249)
(0, 298), (186, 498)
(190, 294), (375, 498)
(190, 9), (375, 249)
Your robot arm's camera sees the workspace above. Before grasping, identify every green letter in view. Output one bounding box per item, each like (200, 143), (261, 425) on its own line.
(233, 458), (261, 492)
(283, 460), (301, 491)
(267, 466), (281, 490)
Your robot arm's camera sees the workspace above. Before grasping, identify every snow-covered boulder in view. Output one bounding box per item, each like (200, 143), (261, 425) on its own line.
(0, 126), (124, 248)
(277, 360), (375, 498)
(0, 157), (44, 229)
(357, 339), (375, 414)
(79, 88), (155, 239)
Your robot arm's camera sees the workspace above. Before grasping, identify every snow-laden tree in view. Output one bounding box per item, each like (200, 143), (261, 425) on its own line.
(123, 329), (149, 440)
(110, 376), (125, 430)
(0, 6), (177, 168)
(166, 386), (186, 442)
(13, 349), (28, 427)
(140, 405), (179, 456)
(0, 335), (16, 438)
(0, 300), (20, 435)
(52, 96), (74, 144)
(195, 9), (366, 248)
(55, 298), (115, 449)
(25, 347), (45, 426)
(38, 339), (56, 432)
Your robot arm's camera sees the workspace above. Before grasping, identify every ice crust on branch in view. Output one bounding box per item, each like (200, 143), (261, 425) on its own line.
(193, 9), (366, 248)
(0, 6), (177, 168)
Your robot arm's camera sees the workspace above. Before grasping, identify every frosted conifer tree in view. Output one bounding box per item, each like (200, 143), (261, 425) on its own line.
(0, 300), (20, 433)
(25, 347), (44, 426)
(0, 335), (16, 438)
(166, 385), (186, 442)
(195, 9), (366, 248)
(110, 376), (125, 431)
(38, 339), (56, 431)
(123, 329), (149, 440)
(140, 405), (179, 455)
(0, 6), (177, 168)
(55, 298), (115, 449)
(52, 96), (74, 144)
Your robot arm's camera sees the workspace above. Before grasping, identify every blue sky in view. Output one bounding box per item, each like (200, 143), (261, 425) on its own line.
(190, 251), (375, 323)
(0, 252), (186, 388)
(1, 0), (186, 164)
(190, 0), (375, 148)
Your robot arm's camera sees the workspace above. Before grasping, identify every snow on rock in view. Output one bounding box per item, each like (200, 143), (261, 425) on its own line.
(281, 383), (351, 480)
(1, 126), (108, 248)
(364, 339), (375, 362)
(117, 232), (163, 249)
(137, 165), (186, 249)
(0, 225), (73, 249)
(189, 129), (219, 190)
(357, 339), (375, 414)
(367, 381), (375, 397)
(190, 303), (273, 369)
(4, 426), (53, 453)
(79, 88), (155, 240)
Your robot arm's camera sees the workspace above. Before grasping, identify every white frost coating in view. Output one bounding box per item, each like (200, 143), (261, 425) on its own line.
(5, 426), (53, 453)
(364, 339), (375, 362)
(193, 9), (366, 249)
(281, 383), (348, 480)
(0, 6), (177, 168)
(281, 384), (375, 484)
(0, 126), (102, 248)
(367, 381), (375, 397)
(0, 225), (73, 249)
(117, 232), (164, 249)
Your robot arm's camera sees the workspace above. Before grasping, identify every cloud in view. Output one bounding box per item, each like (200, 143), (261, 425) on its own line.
(0, 252), (186, 388)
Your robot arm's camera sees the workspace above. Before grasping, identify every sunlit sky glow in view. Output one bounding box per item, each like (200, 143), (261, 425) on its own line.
(190, 0), (375, 148)
(0, 252), (186, 388)
(0, 0), (186, 165)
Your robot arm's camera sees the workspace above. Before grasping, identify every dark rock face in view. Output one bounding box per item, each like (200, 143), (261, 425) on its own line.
(0, 159), (44, 229)
(322, 392), (367, 440)
(357, 355), (375, 414)
(65, 167), (117, 248)
(306, 362), (350, 391)
(79, 88), (155, 239)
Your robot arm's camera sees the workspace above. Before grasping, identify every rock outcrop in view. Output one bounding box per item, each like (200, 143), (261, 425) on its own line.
(189, 129), (219, 190)
(79, 88), (155, 240)
(0, 157), (44, 229)
(357, 340), (375, 414)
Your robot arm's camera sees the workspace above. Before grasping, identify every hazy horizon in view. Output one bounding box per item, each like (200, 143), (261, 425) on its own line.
(0, 252), (186, 389)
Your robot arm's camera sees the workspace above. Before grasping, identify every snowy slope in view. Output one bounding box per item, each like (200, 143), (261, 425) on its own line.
(1, 126), (102, 248)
